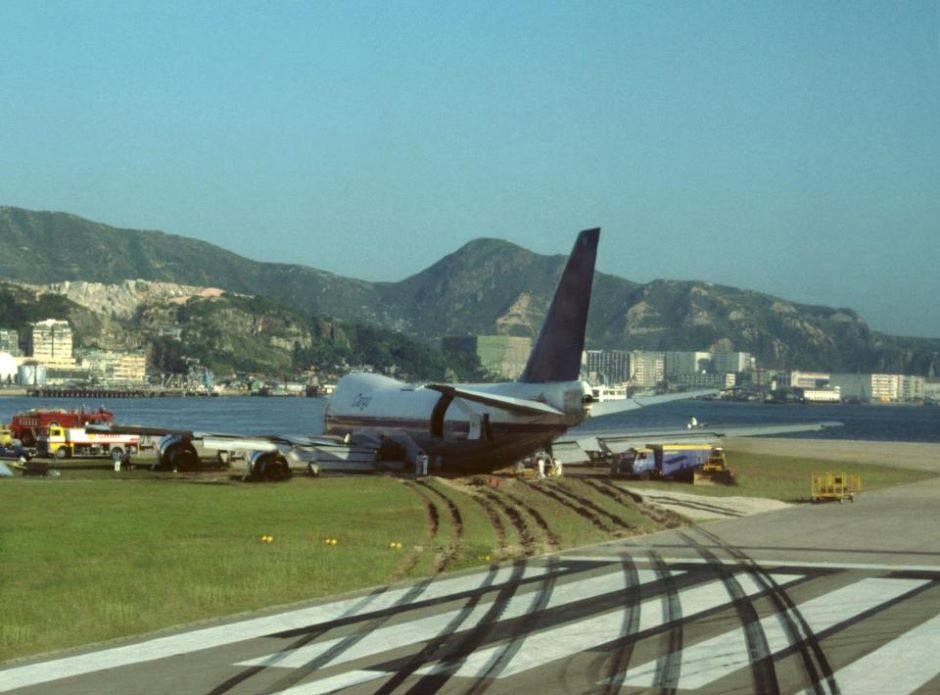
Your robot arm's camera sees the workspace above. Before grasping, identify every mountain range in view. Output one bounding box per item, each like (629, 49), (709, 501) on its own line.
(1, 206), (938, 377)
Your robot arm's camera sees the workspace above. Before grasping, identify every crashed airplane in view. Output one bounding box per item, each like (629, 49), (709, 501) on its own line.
(97, 228), (717, 479)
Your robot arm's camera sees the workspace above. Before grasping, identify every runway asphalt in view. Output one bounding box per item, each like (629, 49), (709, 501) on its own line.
(2, 471), (939, 694)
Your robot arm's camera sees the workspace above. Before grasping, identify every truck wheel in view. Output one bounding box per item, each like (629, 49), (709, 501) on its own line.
(55, 447), (69, 460)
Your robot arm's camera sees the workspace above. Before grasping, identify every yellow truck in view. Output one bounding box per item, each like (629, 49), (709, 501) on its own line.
(38, 425), (140, 461)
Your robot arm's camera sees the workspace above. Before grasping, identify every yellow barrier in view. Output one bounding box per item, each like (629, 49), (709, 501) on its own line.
(811, 471), (861, 503)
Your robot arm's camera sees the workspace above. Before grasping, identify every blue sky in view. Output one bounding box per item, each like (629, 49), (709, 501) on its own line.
(2, 1), (939, 337)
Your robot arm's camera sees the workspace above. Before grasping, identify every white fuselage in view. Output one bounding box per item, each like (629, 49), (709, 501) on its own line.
(324, 373), (591, 473)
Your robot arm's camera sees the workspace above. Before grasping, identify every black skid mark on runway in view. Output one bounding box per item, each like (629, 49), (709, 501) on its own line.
(372, 563), (502, 695)
(462, 556), (561, 694)
(649, 550), (683, 694)
(206, 586), (391, 695)
(598, 554), (642, 694)
(691, 526), (839, 695)
(679, 531), (780, 695)
(405, 559), (529, 694)
(262, 577), (437, 695)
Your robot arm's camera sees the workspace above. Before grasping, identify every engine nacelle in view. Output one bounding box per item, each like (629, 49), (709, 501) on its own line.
(245, 450), (292, 482)
(155, 435), (200, 472)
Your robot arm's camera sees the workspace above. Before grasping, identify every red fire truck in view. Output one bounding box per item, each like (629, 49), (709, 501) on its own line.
(9, 407), (115, 447)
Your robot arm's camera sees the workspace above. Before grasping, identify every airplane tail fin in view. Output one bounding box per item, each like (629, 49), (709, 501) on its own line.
(518, 228), (599, 383)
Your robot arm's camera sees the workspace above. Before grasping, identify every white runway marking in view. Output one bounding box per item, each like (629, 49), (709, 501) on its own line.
(417, 571), (803, 680)
(238, 568), (677, 671)
(621, 577), (929, 690)
(270, 669), (386, 694)
(562, 555), (940, 573)
(0, 564), (550, 693)
(802, 612), (940, 695)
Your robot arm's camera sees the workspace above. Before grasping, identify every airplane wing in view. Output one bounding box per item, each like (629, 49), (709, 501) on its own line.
(587, 389), (720, 418)
(424, 384), (564, 416)
(88, 423), (342, 448)
(553, 421), (844, 464)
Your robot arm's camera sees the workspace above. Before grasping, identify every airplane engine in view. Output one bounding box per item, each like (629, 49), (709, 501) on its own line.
(155, 435), (200, 472)
(246, 450), (292, 482)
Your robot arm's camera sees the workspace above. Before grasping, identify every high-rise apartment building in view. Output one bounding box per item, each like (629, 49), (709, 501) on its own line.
(27, 319), (73, 363)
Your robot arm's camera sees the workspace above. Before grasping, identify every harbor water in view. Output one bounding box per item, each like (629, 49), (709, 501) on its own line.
(1, 396), (938, 443)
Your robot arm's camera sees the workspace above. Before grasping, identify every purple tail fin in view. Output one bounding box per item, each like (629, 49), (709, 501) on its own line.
(518, 228), (599, 383)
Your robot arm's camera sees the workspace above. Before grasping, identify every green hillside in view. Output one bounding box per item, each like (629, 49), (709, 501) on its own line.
(2, 206), (938, 375)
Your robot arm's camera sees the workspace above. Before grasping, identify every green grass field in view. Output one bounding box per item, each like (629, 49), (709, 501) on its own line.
(1, 448), (935, 662)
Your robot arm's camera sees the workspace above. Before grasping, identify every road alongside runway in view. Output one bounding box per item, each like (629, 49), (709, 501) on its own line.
(3, 475), (939, 694)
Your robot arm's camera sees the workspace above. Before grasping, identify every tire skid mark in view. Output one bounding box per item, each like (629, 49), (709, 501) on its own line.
(462, 556), (561, 694)
(482, 490), (537, 556)
(555, 479), (638, 531)
(692, 526), (838, 695)
(469, 491), (509, 552)
(264, 577), (437, 695)
(592, 478), (685, 528)
(403, 480), (448, 575)
(521, 480), (613, 533)
(503, 491), (562, 552)
(522, 480), (616, 533)
(599, 554), (642, 694)
(372, 563), (502, 695)
(405, 559), (529, 694)
(649, 549), (683, 693)
(679, 531), (779, 694)
(207, 587), (390, 695)
(417, 479), (465, 574)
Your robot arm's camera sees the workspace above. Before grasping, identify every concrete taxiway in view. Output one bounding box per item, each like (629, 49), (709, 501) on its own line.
(3, 450), (939, 694)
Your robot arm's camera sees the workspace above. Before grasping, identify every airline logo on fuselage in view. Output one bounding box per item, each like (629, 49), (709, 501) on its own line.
(351, 393), (372, 410)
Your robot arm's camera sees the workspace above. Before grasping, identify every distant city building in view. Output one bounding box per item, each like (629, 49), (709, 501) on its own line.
(0, 328), (21, 356)
(664, 351), (712, 379)
(828, 373), (872, 401)
(798, 386), (842, 403)
(27, 319), (74, 367)
(75, 349), (148, 385)
(629, 351), (665, 389)
(788, 371), (831, 389)
(712, 351), (754, 374)
(871, 373), (900, 402)
(675, 372), (736, 389)
(583, 349), (630, 384)
(663, 350), (754, 381)
(828, 373), (918, 402)
(441, 335), (532, 380)
(924, 378), (940, 402)
(899, 375), (925, 401)
(0, 351), (17, 385)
